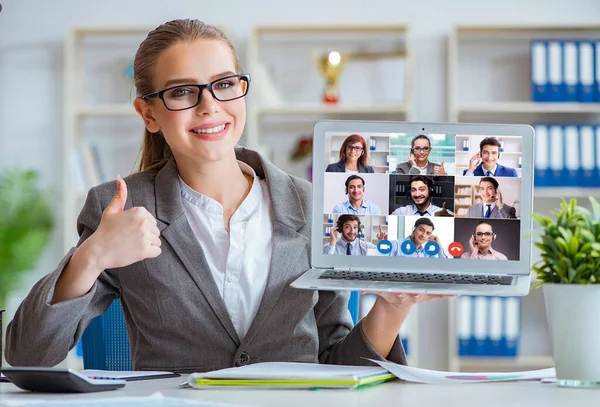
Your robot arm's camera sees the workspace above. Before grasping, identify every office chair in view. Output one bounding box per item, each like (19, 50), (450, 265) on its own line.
(81, 299), (132, 370)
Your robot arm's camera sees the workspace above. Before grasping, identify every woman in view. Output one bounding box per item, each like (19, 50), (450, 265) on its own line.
(326, 134), (374, 173)
(6, 19), (448, 373)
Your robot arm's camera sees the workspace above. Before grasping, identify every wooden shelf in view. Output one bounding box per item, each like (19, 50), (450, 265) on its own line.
(534, 187), (600, 199)
(76, 104), (136, 117)
(257, 103), (409, 116)
(453, 355), (554, 372)
(456, 102), (600, 115)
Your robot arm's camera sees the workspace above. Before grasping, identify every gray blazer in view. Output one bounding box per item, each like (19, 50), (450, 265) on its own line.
(325, 160), (374, 173)
(395, 161), (439, 175)
(466, 202), (517, 219)
(6, 148), (406, 373)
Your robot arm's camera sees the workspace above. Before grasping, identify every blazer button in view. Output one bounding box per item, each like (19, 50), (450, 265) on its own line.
(237, 352), (250, 366)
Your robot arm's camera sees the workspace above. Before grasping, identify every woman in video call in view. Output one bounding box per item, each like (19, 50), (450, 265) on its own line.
(395, 135), (447, 175)
(6, 19), (449, 373)
(326, 134), (374, 173)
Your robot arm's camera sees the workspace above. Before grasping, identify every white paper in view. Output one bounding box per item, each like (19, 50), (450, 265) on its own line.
(369, 359), (556, 384)
(0, 392), (246, 407)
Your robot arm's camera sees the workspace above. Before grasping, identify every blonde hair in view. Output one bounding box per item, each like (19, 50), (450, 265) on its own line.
(134, 19), (241, 172)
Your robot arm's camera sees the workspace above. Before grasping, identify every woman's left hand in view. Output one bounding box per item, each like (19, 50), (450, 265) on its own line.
(373, 292), (456, 308)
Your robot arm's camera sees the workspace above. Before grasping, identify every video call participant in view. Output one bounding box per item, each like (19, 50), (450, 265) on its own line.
(463, 137), (518, 177)
(395, 135), (447, 175)
(326, 134), (374, 173)
(461, 221), (508, 260)
(380, 218), (448, 258)
(466, 176), (516, 219)
(391, 175), (453, 216)
(323, 214), (384, 255)
(332, 175), (381, 214)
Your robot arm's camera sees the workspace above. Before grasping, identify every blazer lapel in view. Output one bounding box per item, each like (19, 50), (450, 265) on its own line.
(427, 162), (436, 173)
(154, 159), (240, 346)
(237, 152), (310, 345)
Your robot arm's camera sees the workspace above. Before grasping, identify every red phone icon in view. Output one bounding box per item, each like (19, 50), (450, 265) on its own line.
(448, 242), (464, 257)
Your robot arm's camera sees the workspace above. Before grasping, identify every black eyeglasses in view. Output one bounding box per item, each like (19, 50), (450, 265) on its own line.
(142, 74), (251, 111)
(346, 146), (364, 152)
(475, 232), (494, 238)
(412, 147), (431, 153)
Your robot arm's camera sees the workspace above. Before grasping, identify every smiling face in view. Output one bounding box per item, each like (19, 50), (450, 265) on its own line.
(479, 180), (497, 204)
(347, 178), (364, 204)
(412, 224), (433, 247)
(474, 223), (494, 250)
(341, 220), (359, 242)
(411, 138), (431, 164)
(481, 144), (500, 169)
(345, 142), (363, 163)
(142, 39), (246, 165)
(410, 180), (431, 208)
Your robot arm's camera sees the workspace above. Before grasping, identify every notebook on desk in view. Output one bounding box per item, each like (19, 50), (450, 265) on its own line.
(183, 362), (395, 390)
(291, 120), (535, 296)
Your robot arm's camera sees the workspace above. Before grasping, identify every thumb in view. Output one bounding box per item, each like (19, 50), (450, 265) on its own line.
(442, 201), (446, 209)
(440, 161), (445, 167)
(105, 175), (128, 214)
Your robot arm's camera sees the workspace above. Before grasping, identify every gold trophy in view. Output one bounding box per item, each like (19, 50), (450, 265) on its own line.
(317, 51), (346, 104)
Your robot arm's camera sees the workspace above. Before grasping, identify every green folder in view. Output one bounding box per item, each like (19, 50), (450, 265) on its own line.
(185, 362), (396, 390)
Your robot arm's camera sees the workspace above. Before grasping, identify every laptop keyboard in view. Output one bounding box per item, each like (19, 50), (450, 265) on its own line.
(318, 270), (513, 286)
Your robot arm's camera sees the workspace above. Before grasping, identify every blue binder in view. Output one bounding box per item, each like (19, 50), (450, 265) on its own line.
(533, 124), (549, 187)
(457, 296), (472, 356)
(549, 125), (565, 186)
(503, 297), (520, 357)
(578, 41), (595, 102)
(563, 41), (578, 102)
(579, 125), (596, 187)
(473, 296), (488, 356)
(563, 125), (580, 185)
(548, 41), (565, 101)
(531, 41), (550, 102)
(596, 41), (600, 102)
(488, 297), (503, 356)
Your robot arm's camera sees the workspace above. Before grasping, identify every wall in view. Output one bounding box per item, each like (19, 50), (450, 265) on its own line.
(1, 0), (599, 370)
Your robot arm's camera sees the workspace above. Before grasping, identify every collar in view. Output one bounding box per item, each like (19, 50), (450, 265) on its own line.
(179, 161), (261, 220)
(481, 164), (497, 175)
(154, 148), (307, 233)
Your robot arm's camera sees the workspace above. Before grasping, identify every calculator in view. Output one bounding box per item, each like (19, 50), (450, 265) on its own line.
(1, 367), (126, 393)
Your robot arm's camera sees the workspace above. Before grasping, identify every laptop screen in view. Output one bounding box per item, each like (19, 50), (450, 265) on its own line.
(321, 128), (528, 264)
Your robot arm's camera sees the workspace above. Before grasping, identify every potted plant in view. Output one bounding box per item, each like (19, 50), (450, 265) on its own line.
(532, 197), (600, 388)
(0, 168), (54, 366)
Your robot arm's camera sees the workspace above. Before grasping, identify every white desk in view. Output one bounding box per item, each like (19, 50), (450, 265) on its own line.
(1, 376), (599, 406)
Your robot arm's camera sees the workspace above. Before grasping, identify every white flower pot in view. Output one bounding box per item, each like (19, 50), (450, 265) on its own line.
(543, 284), (600, 387)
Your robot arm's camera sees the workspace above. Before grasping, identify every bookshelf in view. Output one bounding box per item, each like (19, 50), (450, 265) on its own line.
(446, 23), (600, 373)
(63, 25), (159, 254)
(245, 24), (414, 180)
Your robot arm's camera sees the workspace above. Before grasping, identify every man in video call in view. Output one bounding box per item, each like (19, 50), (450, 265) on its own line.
(461, 221), (508, 260)
(463, 137), (518, 177)
(466, 176), (517, 219)
(332, 175), (382, 214)
(395, 135), (447, 175)
(323, 214), (384, 255)
(383, 218), (448, 258)
(391, 175), (453, 216)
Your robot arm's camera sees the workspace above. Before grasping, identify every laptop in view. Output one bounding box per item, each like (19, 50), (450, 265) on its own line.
(291, 120), (535, 296)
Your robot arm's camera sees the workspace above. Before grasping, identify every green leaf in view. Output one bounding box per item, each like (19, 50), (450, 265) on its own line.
(0, 168), (54, 302)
